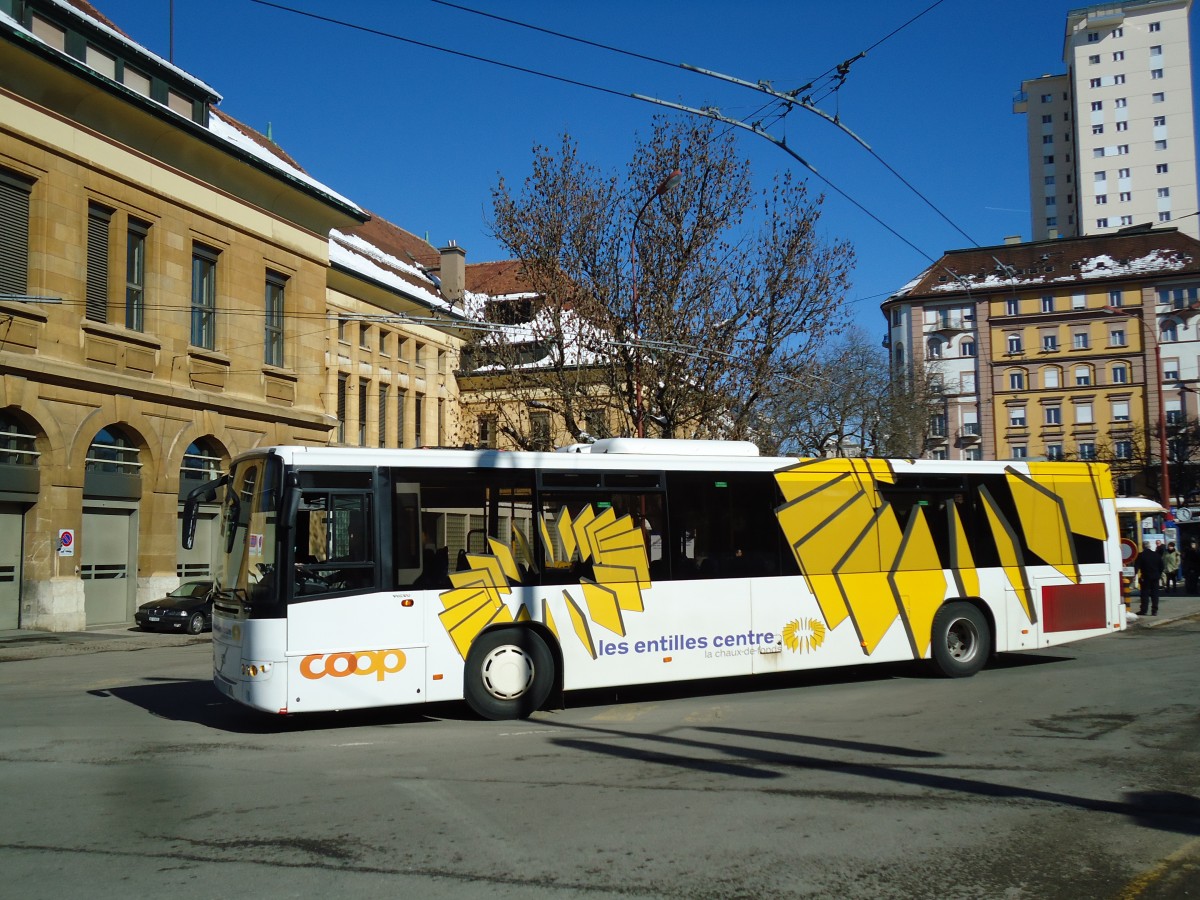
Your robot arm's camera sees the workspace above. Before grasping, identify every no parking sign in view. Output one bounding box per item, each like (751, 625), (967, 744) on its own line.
(58, 529), (74, 557)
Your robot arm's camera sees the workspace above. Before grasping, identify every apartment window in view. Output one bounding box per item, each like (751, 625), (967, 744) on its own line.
(1095, 194), (1107, 204)
(1009, 370), (1026, 390)
(1109, 289), (1123, 306)
(530, 410), (551, 451)
(1043, 367), (1060, 388)
(1164, 359), (1180, 380)
(1156, 140), (1168, 150)
(1045, 444), (1063, 461)
(1115, 121), (1128, 132)
(1160, 212), (1172, 222)
(1151, 69), (1164, 80)
(1073, 293), (1086, 310)
(1087, 32), (1098, 42)
(1006, 298), (1019, 316)
(1167, 407), (1184, 426)
(1158, 187), (1171, 198)
(85, 203), (113, 323)
(359, 323), (372, 351)
(1045, 406), (1062, 426)
(337, 316), (349, 343)
(926, 339), (943, 359)
(1112, 399), (1130, 421)
(1114, 74), (1126, 85)
(1120, 192), (1131, 202)
(1043, 134), (1054, 145)
(1074, 366), (1092, 386)
(1154, 116), (1166, 127)
(1043, 155), (1055, 165)
(1112, 51), (1124, 61)
(1041, 296), (1055, 312)
(1117, 145), (1129, 154)
(1011, 446), (1029, 460)
(396, 389), (407, 447)
(1046, 196), (1057, 207)
(1097, 218), (1110, 228)
(1153, 92), (1165, 103)
(336, 373), (347, 442)
(124, 219), (147, 331)
(1046, 217), (1058, 227)
(1120, 216), (1134, 225)
(930, 413), (947, 437)
(1091, 101), (1103, 112)
(1076, 402), (1094, 425)
(1157, 163), (1169, 174)
(1044, 175), (1056, 186)
(356, 381), (368, 445)
(478, 415), (497, 449)
(890, 308), (902, 326)
(1118, 167), (1130, 178)
(1041, 93), (1053, 102)
(1042, 334), (1059, 352)
(1088, 54), (1100, 64)
(1112, 365), (1128, 385)
(377, 383), (389, 447)
(1109, 329), (1126, 347)
(1089, 78), (1102, 89)
(1073, 332), (1090, 349)
(190, 244), (218, 349)
(961, 339), (976, 357)
(1007, 334), (1022, 354)
(1094, 171), (1107, 183)
(1115, 440), (1132, 460)
(1115, 98), (1127, 108)
(1010, 407), (1027, 427)
(414, 395), (424, 446)
(1079, 442), (1096, 460)
(264, 271), (286, 367)
(1042, 114), (1053, 124)
(1150, 21), (1161, 32)
(1113, 27), (1123, 37)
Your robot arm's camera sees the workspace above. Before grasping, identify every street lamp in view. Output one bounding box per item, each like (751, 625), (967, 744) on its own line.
(630, 169), (683, 438)
(1104, 305), (1172, 520)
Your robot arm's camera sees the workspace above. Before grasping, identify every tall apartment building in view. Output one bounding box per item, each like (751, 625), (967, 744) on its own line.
(1014, 0), (1197, 242)
(883, 227), (1200, 503)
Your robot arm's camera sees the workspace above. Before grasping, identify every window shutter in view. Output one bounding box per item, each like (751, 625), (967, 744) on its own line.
(0, 173), (32, 295)
(85, 204), (112, 322)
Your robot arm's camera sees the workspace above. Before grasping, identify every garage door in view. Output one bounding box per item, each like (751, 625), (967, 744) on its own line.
(0, 503), (21, 629)
(82, 507), (135, 627)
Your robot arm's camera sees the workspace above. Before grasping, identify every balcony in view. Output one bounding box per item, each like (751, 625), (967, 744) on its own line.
(957, 424), (982, 444)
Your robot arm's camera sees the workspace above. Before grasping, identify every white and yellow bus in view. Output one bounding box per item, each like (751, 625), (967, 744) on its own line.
(189, 439), (1126, 720)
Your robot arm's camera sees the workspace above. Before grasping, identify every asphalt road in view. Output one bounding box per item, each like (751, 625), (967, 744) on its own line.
(1, 618), (1198, 899)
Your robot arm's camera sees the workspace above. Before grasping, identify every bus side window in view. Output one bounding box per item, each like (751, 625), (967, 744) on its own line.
(294, 492), (376, 596)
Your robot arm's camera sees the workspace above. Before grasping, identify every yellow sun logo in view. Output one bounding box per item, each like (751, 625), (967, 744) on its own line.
(782, 618), (826, 653)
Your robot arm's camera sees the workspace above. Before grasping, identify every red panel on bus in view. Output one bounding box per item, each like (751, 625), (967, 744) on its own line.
(1041, 583), (1107, 633)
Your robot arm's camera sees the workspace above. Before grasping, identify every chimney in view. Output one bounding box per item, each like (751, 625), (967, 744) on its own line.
(438, 241), (466, 307)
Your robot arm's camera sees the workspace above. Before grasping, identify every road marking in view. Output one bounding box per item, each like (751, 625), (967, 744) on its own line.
(1118, 836), (1200, 899)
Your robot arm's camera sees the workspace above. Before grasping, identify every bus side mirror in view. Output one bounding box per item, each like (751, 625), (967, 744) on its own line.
(182, 474), (228, 550)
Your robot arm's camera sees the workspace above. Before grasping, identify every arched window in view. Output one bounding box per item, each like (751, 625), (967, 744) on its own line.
(1111, 364), (1128, 384)
(0, 411), (38, 467)
(894, 342), (905, 368)
(1161, 318), (1179, 342)
(960, 339), (976, 357)
(1041, 366), (1061, 388)
(926, 339), (944, 359)
(1008, 368), (1026, 390)
(86, 426), (140, 475)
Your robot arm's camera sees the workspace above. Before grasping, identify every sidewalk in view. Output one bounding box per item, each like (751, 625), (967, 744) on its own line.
(0, 624), (209, 662)
(2, 591), (1198, 663)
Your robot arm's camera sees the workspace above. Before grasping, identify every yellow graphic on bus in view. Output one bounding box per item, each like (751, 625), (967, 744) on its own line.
(773, 458), (1111, 660)
(438, 507), (652, 660)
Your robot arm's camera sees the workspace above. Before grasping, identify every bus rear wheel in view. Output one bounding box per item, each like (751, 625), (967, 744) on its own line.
(464, 627), (555, 720)
(930, 601), (990, 678)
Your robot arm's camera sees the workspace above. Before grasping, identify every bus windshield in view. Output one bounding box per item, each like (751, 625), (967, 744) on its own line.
(217, 453), (281, 603)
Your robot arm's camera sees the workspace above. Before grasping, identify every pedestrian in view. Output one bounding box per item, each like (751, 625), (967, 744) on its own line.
(1162, 542), (1181, 593)
(1135, 541), (1163, 616)
(1184, 540), (1200, 593)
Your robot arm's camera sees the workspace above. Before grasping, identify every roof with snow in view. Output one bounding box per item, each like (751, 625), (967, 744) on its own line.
(886, 227), (1200, 303)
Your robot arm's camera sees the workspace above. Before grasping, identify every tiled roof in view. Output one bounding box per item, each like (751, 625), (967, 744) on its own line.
(465, 260), (533, 297)
(890, 228), (1200, 301)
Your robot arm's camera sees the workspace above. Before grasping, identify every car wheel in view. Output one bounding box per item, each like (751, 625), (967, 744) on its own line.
(463, 627), (555, 720)
(186, 612), (206, 635)
(930, 601), (990, 678)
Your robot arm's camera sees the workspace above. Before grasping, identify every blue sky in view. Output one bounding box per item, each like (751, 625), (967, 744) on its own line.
(92, 0), (1197, 336)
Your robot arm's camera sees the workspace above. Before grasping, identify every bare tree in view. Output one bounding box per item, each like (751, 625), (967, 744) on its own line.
(473, 117), (854, 446)
(759, 329), (943, 458)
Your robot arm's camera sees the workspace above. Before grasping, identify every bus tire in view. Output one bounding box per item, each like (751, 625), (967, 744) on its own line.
(930, 601), (990, 678)
(464, 627), (555, 720)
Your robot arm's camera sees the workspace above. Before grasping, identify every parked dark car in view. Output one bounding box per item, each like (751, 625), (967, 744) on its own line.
(134, 580), (214, 634)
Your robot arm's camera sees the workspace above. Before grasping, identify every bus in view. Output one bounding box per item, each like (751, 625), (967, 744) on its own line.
(187, 439), (1126, 720)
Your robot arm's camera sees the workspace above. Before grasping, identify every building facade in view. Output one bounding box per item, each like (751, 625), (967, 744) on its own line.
(883, 228), (1200, 502)
(1015, 0), (1198, 242)
(0, 0), (467, 631)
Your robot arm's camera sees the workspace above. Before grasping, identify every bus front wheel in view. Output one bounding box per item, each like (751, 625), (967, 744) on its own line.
(464, 627), (555, 720)
(930, 602), (990, 678)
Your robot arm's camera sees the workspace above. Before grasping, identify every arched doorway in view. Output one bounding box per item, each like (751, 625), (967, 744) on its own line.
(82, 426), (141, 626)
(0, 411), (40, 629)
(178, 438), (224, 580)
